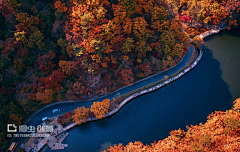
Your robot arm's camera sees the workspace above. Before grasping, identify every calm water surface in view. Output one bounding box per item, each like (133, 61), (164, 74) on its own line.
(46, 28), (240, 152)
(204, 28), (240, 100)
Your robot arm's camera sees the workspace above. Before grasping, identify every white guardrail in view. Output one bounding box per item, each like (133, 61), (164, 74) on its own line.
(26, 27), (225, 148)
(53, 25), (231, 137)
(47, 26), (228, 134)
(62, 50), (204, 124)
(104, 50), (203, 117)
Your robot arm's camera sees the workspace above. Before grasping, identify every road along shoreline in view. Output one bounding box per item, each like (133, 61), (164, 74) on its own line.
(63, 47), (202, 130)
(20, 41), (189, 126)
(10, 37), (192, 152)
(12, 26), (228, 152)
(60, 26), (229, 132)
(25, 25), (229, 125)
(60, 49), (202, 131)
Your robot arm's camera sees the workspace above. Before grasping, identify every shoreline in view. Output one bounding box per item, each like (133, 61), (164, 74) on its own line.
(60, 25), (229, 132)
(62, 47), (202, 131)
(11, 46), (191, 152)
(14, 25), (228, 152)
(19, 42), (189, 126)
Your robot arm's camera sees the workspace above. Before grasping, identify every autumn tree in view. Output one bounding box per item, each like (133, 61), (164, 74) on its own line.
(133, 17), (147, 39)
(36, 89), (54, 104)
(120, 37), (134, 54)
(122, 17), (132, 35)
(192, 35), (204, 49)
(27, 30), (44, 50)
(36, 51), (56, 74)
(37, 69), (66, 93)
(57, 38), (66, 54)
(160, 30), (175, 50)
(171, 43), (184, 58)
(104, 98), (240, 152)
(136, 61), (152, 77)
(104, 143), (124, 152)
(59, 60), (72, 76)
(120, 68), (134, 85)
(72, 106), (90, 125)
(118, 0), (137, 17)
(54, 1), (68, 13)
(90, 99), (110, 119)
(72, 81), (87, 96)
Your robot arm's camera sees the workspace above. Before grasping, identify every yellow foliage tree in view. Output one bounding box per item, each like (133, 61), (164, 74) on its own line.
(94, 6), (107, 20)
(90, 99), (110, 119)
(72, 106), (90, 125)
(192, 35), (204, 49)
(133, 17), (148, 39)
(14, 31), (27, 42)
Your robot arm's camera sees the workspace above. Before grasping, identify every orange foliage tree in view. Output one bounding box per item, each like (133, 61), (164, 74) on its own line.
(63, 0), (191, 98)
(54, 1), (68, 13)
(59, 60), (72, 76)
(90, 99), (110, 119)
(72, 106), (90, 125)
(36, 89), (55, 104)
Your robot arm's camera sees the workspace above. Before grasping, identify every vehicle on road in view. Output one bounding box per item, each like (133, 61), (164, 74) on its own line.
(52, 109), (60, 113)
(42, 116), (50, 122)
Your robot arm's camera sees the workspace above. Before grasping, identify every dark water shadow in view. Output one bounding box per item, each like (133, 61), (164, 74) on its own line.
(202, 27), (240, 43)
(46, 44), (232, 152)
(213, 27), (240, 38)
(222, 27), (240, 37)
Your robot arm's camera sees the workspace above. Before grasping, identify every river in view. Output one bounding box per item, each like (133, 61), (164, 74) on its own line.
(44, 27), (240, 152)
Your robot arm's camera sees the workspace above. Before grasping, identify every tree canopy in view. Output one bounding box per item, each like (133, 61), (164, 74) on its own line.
(104, 98), (240, 152)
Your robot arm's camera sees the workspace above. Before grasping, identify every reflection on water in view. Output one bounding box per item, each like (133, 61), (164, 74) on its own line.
(46, 28), (240, 152)
(204, 27), (240, 100)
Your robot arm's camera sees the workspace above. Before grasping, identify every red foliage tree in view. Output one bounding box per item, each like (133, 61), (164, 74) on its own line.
(36, 51), (56, 74)
(120, 68), (134, 85)
(0, 0), (14, 17)
(37, 69), (66, 92)
(72, 81), (87, 96)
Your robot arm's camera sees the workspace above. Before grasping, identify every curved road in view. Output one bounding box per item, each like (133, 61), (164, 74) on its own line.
(11, 46), (193, 151)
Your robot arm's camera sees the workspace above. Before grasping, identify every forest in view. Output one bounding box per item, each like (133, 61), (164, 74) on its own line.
(0, 0), (239, 151)
(104, 98), (240, 152)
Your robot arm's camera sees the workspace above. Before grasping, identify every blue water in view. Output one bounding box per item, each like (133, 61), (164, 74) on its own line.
(46, 28), (240, 152)
(12, 43), (194, 151)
